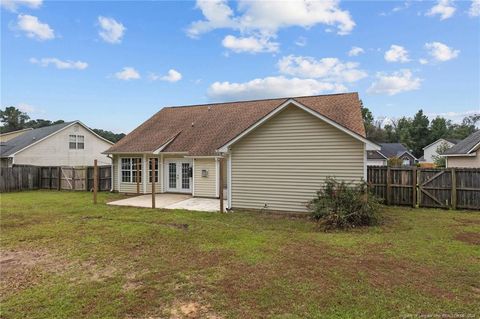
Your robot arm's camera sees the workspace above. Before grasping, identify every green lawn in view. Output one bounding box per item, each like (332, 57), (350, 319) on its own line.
(0, 191), (479, 319)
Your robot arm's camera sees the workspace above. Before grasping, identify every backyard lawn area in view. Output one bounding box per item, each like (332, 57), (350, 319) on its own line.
(0, 191), (479, 319)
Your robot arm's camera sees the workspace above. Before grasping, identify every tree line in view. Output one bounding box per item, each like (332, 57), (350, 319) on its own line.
(0, 106), (126, 143)
(361, 102), (479, 158)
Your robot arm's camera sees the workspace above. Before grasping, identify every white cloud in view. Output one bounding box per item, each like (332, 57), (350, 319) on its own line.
(1, 0), (42, 12)
(29, 57), (88, 70)
(222, 34), (278, 53)
(426, 110), (479, 124)
(425, 42), (459, 62)
(419, 58), (429, 65)
(16, 14), (54, 40)
(295, 36), (307, 47)
(367, 69), (421, 95)
(97, 16), (125, 44)
(277, 55), (367, 83)
(208, 76), (347, 101)
(426, 0), (456, 20)
(348, 46), (364, 56)
(188, 0), (355, 37)
(469, 0), (480, 16)
(187, 0), (355, 53)
(150, 69), (182, 82)
(384, 45), (410, 63)
(115, 67), (140, 80)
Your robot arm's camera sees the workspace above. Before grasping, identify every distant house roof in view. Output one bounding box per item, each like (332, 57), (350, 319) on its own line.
(0, 127), (33, 136)
(422, 138), (460, 150)
(367, 150), (387, 160)
(378, 143), (416, 159)
(106, 93), (369, 156)
(443, 131), (480, 156)
(0, 121), (113, 158)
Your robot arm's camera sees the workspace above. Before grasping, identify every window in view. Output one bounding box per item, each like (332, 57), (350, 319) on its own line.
(148, 158), (159, 183)
(121, 158), (142, 183)
(69, 135), (85, 150)
(69, 135), (76, 149)
(402, 157), (411, 166)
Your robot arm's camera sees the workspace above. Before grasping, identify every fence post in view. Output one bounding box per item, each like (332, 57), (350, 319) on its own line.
(49, 167), (53, 189)
(386, 167), (391, 205)
(412, 166), (417, 208)
(451, 168), (456, 210)
(93, 160), (98, 204)
(151, 158), (156, 209)
(57, 167), (61, 190)
(72, 168), (76, 191)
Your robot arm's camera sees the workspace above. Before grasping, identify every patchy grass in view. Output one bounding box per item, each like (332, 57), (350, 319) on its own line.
(0, 191), (479, 319)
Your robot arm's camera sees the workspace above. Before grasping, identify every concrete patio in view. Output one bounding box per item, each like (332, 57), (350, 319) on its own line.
(107, 193), (227, 212)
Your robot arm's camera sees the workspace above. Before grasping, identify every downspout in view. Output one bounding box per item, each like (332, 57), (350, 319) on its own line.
(107, 154), (114, 192)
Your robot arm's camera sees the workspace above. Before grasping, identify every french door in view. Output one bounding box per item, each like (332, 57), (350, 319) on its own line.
(164, 159), (192, 193)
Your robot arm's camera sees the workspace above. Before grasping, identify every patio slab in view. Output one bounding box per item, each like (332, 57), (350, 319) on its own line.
(107, 194), (226, 212)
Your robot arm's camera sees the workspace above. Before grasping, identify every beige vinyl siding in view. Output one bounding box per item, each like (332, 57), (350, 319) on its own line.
(446, 154), (480, 168)
(193, 158), (217, 198)
(231, 104), (365, 212)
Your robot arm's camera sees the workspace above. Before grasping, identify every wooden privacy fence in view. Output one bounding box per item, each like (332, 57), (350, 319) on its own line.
(0, 165), (111, 193)
(367, 166), (480, 210)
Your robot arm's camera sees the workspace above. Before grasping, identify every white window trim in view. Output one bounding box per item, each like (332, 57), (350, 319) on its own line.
(120, 157), (142, 184)
(69, 134), (85, 150)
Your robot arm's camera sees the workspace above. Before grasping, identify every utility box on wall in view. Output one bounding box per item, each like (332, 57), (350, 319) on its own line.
(201, 169), (208, 177)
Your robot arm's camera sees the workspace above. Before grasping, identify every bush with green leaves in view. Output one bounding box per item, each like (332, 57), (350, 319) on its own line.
(307, 178), (381, 230)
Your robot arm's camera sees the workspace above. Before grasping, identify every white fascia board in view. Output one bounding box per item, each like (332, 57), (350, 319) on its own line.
(468, 141), (480, 154)
(216, 99), (380, 152)
(442, 152), (477, 157)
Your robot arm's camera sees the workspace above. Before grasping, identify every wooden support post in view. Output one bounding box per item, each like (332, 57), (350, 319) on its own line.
(219, 158), (224, 213)
(386, 166), (391, 205)
(93, 160), (98, 204)
(412, 166), (417, 208)
(136, 158), (140, 194)
(451, 168), (457, 210)
(151, 158), (156, 209)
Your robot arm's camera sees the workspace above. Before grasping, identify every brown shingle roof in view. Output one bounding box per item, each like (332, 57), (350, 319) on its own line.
(106, 92), (366, 156)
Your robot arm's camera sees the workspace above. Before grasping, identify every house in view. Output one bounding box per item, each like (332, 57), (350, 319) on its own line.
(0, 128), (33, 143)
(0, 121), (113, 167)
(105, 93), (380, 213)
(443, 131), (480, 168)
(367, 143), (417, 166)
(421, 138), (459, 163)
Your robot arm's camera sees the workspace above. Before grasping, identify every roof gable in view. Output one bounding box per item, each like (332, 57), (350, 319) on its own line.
(0, 121), (113, 157)
(106, 93), (368, 156)
(443, 131), (480, 155)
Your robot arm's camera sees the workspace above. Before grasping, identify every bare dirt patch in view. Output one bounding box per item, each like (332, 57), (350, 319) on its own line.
(0, 249), (68, 295)
(455, 232), (480, 245)
(169, 300), (221, 319)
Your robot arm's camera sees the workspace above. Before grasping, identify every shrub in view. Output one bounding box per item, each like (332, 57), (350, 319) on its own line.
(307, 178), (381, 230)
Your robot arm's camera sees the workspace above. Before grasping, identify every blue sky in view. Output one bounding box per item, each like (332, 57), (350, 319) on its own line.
(1, 0), (479, 133)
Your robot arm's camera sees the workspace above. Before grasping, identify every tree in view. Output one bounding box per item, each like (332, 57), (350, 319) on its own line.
(0, 106), (30, 133)
(92, 129), (126, 143)
(429, 117), (451, 142)
(432, 142), (450, 167)
(408, 110), (430, 157)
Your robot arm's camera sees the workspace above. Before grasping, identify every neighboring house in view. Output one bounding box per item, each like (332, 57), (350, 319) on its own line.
(367, 143), (417, 166)
(421, 138), (459, 163)
(105, 93), (380, 213)
(0, 121), (113, 167)
(0, 128), (33, 143)
(443, 131), (480, 168)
